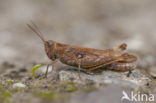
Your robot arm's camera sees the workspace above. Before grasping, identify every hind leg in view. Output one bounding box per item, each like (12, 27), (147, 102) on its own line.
(127, 70), (132, 77)
(85, 68), (104, 75)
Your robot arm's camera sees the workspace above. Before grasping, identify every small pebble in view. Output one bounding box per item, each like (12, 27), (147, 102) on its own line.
(12, 83), (26, 88)
(41, 65), (53, 73)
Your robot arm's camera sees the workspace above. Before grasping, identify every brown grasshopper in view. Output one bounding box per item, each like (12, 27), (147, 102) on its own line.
(27, 23), (137, 78)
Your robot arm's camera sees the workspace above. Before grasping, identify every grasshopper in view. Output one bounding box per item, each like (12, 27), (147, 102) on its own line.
(27, 23), (137, 79)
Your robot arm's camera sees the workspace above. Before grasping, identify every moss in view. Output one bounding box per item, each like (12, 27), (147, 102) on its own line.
(17, 87), (24, 92)
(29, 86), (39, 90)
(0, 78), (96, 103)
(82, 86), (96, 92)
(61, 82), (78, 92)
(35, 91), (56, 100)
(3, 91), (11, 98)
(6, 80), (19, 85)
(0, 85), (2, 91)
(64, 83), (77, 92)
(31, 81), (79, 102)
(34, 91), (66, 102)
(65, 85), (77, 92)
(0, 90), (12, 103)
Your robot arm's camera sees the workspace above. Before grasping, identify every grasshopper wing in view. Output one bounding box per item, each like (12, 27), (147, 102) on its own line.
(60, 46), (134, 69)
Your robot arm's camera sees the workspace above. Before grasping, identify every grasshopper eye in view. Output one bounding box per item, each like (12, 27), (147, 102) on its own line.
(47, 41), (53, 47)
(52, 54), (57, 60)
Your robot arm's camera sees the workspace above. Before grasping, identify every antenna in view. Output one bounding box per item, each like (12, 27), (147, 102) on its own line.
(27, 22), (46, 42)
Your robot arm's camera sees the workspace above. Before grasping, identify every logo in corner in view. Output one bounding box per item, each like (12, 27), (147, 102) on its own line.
(121, 91), (155, 102)
(121, 91), (130, 101)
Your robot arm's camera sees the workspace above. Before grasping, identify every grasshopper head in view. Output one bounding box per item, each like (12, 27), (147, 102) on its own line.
(44, 40), (57, 61)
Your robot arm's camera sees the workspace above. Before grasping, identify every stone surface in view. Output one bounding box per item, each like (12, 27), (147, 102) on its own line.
(59, 69), (151, 88)
(69, 85), (139, 103)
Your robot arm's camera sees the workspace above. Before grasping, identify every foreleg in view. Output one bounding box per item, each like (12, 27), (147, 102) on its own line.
(45, 60), (58, 78)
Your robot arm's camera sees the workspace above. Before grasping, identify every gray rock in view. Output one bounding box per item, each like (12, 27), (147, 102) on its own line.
(59, 69), (151, 88)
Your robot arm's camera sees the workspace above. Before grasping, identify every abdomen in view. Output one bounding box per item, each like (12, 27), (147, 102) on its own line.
(105, 62), (136, 71)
